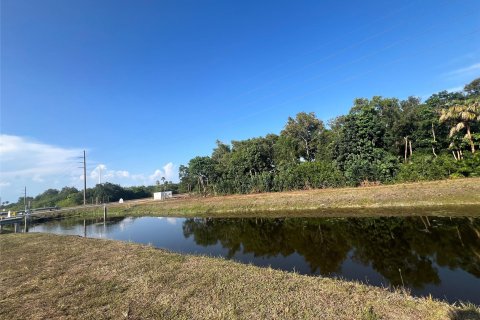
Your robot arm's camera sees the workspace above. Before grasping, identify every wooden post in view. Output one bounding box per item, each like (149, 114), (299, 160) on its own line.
(83, 219), (87, 237)
(24, 215), (28, 233)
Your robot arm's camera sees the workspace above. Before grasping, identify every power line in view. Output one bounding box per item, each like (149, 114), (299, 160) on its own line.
(228, 28), (480, 124)
(228, 0), (454, 100)
(161, 25), (480, 153)
(227, 10), (478, 114)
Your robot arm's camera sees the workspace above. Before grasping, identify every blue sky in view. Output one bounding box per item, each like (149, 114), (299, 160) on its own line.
(1, 0), (479, 202)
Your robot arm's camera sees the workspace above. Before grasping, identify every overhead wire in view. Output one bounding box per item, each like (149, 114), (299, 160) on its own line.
(228, 0), (452, 100)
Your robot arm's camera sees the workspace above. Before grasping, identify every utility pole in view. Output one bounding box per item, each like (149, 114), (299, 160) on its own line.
(83, 150), (87, 206)
(24, 186), (27, 213)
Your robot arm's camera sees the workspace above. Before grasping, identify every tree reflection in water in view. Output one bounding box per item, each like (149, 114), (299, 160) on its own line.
(182, 217), (480, 290)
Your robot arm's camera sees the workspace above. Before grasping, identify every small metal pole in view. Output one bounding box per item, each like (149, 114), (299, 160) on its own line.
(24, 215), (28, 233)
(103, 205), (107, 222)
(83, 219), (87, 237)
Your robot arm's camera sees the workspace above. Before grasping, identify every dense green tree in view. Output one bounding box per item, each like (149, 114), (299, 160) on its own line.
(188, 156), (217, 195)
(464, 77), (480, 97)
(281, 112), (325, 162)
(333, 101), (398, 184)
(273, 135), (298, 168)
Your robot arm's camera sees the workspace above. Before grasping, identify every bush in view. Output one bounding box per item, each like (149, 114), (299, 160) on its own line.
(395, 153), (459, 182)
(343, 151), (399, 186)
(273, 161), (345, 191)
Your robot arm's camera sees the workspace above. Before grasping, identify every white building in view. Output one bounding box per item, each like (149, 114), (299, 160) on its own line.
(153, 191), (173, 201)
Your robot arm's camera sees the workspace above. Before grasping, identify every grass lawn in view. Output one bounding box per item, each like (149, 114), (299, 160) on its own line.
(1, 233), (479, 319)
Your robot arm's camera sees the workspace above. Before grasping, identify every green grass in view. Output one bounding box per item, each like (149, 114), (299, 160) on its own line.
(1, 233), (478, 319)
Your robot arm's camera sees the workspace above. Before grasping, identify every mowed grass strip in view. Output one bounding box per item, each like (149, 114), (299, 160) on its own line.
(1, 233), (477, 320)
(97, 178), (480, 217)
(32, 178), (480, 219)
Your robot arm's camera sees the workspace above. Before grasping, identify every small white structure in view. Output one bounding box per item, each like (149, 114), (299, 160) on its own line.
(154, 191), (173, 201)
(119, 198), (124, 204)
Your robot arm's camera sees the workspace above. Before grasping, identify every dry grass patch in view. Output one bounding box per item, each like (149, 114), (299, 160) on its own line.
(1, 233), (478, 319)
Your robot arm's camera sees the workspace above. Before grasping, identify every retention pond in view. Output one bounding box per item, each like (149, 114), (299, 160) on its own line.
(6, 214), (480, 304)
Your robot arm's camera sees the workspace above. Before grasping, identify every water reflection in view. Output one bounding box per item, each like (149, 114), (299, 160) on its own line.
(20, 215), (480, 304)
(183, 217), (480, 286)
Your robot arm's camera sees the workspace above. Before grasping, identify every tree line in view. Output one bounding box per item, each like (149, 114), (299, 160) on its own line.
(2, 182), (180, 211)
(179, 78), (480, 195)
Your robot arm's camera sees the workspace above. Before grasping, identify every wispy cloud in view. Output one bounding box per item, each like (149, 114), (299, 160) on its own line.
(445, 86), (464, 93)
(446, 62), (480, 78)
(0, 134), (83, 181)
(0, 181), (11, 187)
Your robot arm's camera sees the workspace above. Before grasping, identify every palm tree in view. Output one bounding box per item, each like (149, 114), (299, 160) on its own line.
(440, 98), (480, 153)
(161, 176), (166, 191)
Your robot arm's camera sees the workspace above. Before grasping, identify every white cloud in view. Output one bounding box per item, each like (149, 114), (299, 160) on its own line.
(131, 174), (146, 181)
(149, 169), (163, 181)
(0, 134), (179, 201)
(446, 62), (480, 78)
(116, 170), (130, 178)
(87, 163), (177, 186)
(163, 162), (176, 181)
(0, 134), (84, 201)
(32, 174), (44, 182)
(0, 134), (82, 182)
(0, 181), (11, 187)
(90, 164), (107, 181)
(89, 165), (133, 184)
(148, 162), (177, 183)
(445, 86), (464, 93)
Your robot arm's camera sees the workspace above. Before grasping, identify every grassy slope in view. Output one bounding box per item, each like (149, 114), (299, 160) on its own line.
(1, 233), (478, 320)
(27, 178), (480, 222)
(86, 178), (480, 217)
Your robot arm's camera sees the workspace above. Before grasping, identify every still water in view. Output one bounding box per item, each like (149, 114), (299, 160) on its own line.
(22, 215), (480, 304)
